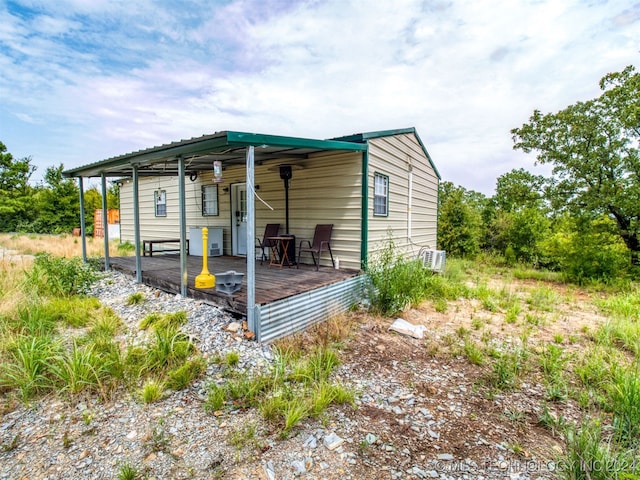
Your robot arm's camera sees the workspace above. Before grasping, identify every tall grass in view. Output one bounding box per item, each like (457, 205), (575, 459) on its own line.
(597, 290), (640, 321)
(0, 335), (59, 401)
(562, 420), (640, 480)
(526, 285), (559, 312)
(486, 347), (529, 391)
(594, 319), (640, 355)
(50, 342), (111, 396)
(0, 232), (120, 258)
(608, 364), (640, 448)
(0, 237), (206, 408)
(0, 257), (29, 316)
(574, 346), (621, 391)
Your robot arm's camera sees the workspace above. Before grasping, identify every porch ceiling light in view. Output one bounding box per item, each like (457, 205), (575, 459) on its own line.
(213, 160), (224, 183)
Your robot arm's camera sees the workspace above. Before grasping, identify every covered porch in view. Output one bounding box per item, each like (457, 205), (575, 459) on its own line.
(109, 254), (364, 343)
(109, 254), (361, 313)
(63, 131), (369, 342)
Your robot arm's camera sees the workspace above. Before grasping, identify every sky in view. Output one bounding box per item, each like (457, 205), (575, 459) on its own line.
(0, 0), (639, 195)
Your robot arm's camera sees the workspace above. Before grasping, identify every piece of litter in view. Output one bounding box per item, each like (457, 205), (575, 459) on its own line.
(388, 318), (427, 339)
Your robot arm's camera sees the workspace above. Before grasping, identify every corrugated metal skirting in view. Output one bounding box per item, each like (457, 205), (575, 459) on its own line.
(257, 275), (365, 343)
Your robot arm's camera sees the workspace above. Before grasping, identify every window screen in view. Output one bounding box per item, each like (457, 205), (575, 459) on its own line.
(373, 173), (389, 216)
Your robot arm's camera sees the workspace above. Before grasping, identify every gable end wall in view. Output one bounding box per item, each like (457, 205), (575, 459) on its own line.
(366, 133), (439, 262)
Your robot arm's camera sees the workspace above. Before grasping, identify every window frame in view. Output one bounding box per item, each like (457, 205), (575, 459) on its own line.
(201, 184), (219, 216)
(154, 190), (167, 217)
(373, 172), (389, 217)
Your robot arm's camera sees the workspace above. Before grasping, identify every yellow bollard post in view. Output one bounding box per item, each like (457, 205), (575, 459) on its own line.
(195, 227), (215, 289)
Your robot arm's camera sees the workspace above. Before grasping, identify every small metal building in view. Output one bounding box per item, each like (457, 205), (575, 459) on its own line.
(63, 128), (440, 342)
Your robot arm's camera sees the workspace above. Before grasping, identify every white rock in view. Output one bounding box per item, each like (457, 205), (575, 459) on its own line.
(226, 321), (242, 332)
(303, 435), (317, 449)
(263, 461), (276, 480)
(323, 432), (344, 451)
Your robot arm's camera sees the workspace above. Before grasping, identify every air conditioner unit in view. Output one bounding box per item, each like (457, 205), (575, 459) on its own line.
(189, 226), (223, 257)
(419, 248), (446, 273)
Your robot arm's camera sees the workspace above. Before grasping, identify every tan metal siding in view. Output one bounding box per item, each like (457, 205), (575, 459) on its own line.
(367, 133), (438, 260)
(258, 151), (363, 270)
(120, 175), (233, 250)
(119, 151), (364, 269)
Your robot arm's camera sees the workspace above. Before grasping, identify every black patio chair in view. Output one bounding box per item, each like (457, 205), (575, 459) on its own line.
(297, 224), (335, 271)
(256, 223), (280, 264)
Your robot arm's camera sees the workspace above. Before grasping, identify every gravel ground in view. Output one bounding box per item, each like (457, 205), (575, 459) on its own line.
(0, 271), (567, 480)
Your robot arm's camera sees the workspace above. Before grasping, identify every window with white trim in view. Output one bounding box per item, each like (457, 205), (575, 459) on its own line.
(202, 185), (219, 216)
(373, 173), (389, 216)
(154, 190), (167, 217)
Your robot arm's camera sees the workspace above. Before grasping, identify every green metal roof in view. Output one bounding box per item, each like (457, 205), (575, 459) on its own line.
(333, 127), (441, 180)
(62, 130), (366, 178)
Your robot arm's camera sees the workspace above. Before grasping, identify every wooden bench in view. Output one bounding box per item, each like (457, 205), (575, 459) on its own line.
(142, 239), (189, 257)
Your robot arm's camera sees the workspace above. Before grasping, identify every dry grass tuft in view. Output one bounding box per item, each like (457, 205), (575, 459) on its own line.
(0, 233), (124, 315)
(0, 257), (29, 315)
(273, 313), (360, 355)
(0, 233), (120, 259)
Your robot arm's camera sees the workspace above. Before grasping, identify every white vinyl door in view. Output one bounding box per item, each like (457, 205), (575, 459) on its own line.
(231, 183), (247, 256)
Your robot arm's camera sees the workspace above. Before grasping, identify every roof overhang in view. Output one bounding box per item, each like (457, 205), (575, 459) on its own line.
(333, 127), (441, 180)
(62, 130), (367, 178)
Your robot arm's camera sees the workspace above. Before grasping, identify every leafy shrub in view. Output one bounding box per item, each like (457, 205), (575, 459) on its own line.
(25, 253), (99, 296)
(117, 241), (136, 254)
(541, 216), (630, 284)
(367, 238), (433, 315)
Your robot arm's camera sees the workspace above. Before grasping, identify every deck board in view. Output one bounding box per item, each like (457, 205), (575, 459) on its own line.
(108, 255), (361, 315)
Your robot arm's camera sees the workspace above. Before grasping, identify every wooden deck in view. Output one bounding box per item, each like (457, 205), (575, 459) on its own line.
(108, 255), (362, 316)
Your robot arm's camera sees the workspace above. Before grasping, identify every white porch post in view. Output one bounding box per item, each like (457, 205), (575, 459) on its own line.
(246, 146), (258, 339)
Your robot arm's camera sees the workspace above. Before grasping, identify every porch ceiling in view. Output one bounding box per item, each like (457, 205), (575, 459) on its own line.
(62, 130), (366, 179)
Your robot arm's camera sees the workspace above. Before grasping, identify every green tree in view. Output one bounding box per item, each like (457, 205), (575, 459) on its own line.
(512, 65), (640, 263)
(437, 182), (483, 257)
(494, 168), (547, 212)
(0, 142), (36, 232)
(31, 164), (80, 233)
(486, 169), (551, 263)
(107, 182), (120, 210)
(501, 207), (551, 265)
(83, 187), (102, 235)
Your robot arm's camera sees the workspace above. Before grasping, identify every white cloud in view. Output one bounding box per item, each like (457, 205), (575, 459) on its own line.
(0, 0), (638, 194)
